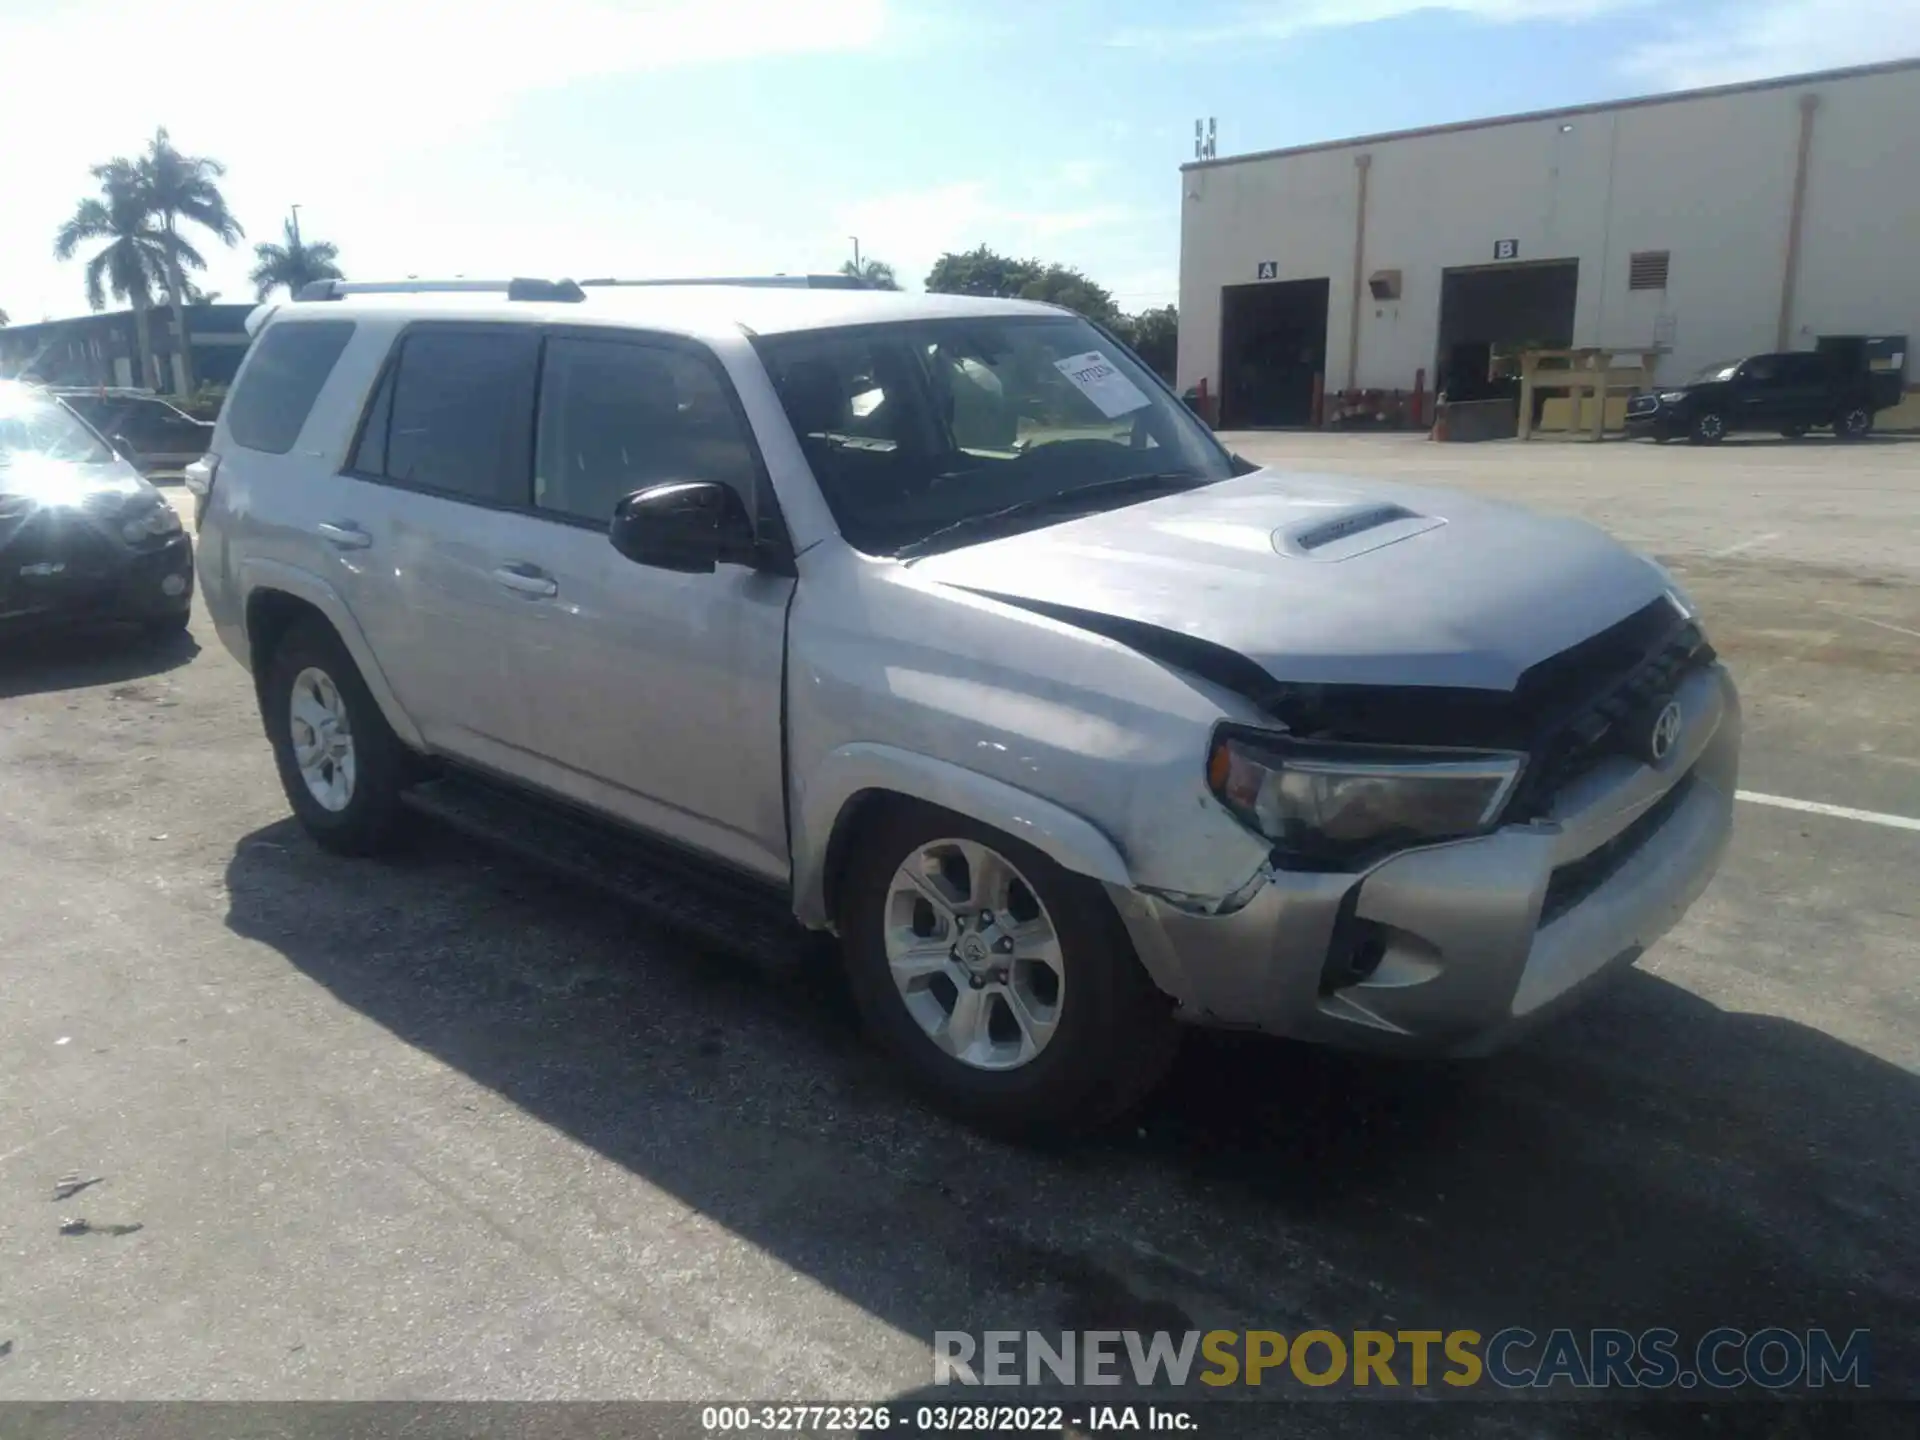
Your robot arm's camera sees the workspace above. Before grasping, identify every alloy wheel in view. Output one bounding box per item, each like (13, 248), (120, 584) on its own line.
(288, 666), (356, 813)
(883, 838), (1066, 1071)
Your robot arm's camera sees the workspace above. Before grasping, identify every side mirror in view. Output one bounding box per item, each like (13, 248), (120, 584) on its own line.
(608, 481), (758, 574)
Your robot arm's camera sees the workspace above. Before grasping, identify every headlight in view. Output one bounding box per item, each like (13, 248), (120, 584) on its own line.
(1206, 730), (1525, 869)
(120, 497), (184, 543)
(1658, 391), (1688, 403)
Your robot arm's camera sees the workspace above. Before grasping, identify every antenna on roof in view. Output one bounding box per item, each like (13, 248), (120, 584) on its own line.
(1194, 118), (1217, 161)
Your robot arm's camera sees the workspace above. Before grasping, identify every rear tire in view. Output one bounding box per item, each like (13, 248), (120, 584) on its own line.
(838, 802), (1178, 1138)
(1688, 410), (1727, 445)
(261, 619), (412, 855)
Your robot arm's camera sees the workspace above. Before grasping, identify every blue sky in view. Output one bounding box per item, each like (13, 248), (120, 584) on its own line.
(3, 0), (1916, 325)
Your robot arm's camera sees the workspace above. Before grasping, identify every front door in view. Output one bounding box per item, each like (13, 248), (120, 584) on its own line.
(489, 331), (794, 883)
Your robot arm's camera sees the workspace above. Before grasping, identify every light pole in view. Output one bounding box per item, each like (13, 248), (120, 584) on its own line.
(849, 235), (861, 273)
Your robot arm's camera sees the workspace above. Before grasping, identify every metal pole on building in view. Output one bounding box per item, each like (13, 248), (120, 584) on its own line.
(290, 205), (302, 246)
(849, 236), (861, 271)
(1777, 93), (1820, 350)
(1346, 153), (1372, 394)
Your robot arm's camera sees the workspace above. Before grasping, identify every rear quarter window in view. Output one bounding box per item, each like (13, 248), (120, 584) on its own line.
(225, 320), (356, 454)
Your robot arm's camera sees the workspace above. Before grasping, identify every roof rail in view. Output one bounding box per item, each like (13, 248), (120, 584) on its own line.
(294, 277), (586, 303)
(575, 274), (868, 291)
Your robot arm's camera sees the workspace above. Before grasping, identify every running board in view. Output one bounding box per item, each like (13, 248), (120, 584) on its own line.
(400, 775), (814, 970)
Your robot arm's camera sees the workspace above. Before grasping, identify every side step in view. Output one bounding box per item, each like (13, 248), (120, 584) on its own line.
(400, 775), (816, 970)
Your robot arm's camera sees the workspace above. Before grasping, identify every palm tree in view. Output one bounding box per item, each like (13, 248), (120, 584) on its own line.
(249, 216), (344, 301)
(840, 257), (901, 290)
(53, 160), (183, 390)
(138, 128), (243, 395)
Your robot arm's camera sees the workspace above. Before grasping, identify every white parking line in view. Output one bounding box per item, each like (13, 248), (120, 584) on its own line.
(1711, 531), (1781, 558)
(1737, 791), (1920, 832)
(1816, 603), (1920, 642)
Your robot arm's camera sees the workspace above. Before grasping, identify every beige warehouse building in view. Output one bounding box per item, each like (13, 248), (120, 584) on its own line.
(1176, 57), (1920, 429)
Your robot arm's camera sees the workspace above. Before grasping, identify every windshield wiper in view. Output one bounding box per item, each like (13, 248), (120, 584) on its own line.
(896, 470), (1209, 559)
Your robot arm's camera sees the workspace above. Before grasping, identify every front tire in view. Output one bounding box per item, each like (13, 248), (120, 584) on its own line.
(261, 619), (411, 855)
(1688, 410), (1727, 445)
(839, 803), (1177, 1137)
(1834, 404), (1874, 440)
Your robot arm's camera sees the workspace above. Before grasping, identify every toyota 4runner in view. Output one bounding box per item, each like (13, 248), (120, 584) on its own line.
(193, 277), (1740, 1133)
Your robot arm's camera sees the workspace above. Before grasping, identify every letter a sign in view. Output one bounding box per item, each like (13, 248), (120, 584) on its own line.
(1257, 261), (1278, 280)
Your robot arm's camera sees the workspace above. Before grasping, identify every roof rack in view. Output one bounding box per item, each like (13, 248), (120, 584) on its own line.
(294, 277), (587, 303)
(575, 274), (868, 290)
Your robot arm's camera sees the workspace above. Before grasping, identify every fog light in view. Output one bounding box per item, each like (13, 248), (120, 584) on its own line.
(161, 573), (188, 597)
(1321, 919), (1389, 992)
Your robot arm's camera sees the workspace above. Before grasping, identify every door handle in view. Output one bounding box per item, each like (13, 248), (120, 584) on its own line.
(492, 564), (559, 598)
(316, 521), (372, 550)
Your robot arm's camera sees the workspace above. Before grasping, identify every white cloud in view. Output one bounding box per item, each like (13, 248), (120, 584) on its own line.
(1110, 0), (1649, 48)
(0, 0), (887, 322)
(1620, 0), (1920, 89)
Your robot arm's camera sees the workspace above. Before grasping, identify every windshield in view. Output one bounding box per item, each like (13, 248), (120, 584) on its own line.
(1693, 361), (1741, 383)
(0, 384), (115, 466)
(754, 315), (1236, 555)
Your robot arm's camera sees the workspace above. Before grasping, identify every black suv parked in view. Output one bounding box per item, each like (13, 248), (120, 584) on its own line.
(1624, 352), (1901, 445)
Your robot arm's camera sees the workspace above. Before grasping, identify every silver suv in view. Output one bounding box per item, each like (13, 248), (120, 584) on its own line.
(194, 276), (1740, 1133)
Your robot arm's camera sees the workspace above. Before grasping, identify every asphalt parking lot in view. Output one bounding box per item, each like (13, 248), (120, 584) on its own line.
(2, 437), (1916, 1435)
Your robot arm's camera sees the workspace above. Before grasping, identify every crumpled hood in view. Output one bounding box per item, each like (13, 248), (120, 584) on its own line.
(908, 468), (1669, 691)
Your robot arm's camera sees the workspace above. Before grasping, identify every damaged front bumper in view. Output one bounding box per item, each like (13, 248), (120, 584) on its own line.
(1109, 663), (1740, 1055)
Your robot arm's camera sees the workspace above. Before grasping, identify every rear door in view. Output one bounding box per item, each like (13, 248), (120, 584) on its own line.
(1773, 353), (1833, 427)
(337, 324), (548, 777)
(478, 330), (795, 881)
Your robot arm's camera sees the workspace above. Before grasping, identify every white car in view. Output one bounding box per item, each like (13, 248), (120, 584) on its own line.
(193, 276), (1739, 1134)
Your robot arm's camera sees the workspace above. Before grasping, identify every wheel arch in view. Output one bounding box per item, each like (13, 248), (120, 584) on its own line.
(239, 559), (425, 751)
(795, 743), (1134, 932)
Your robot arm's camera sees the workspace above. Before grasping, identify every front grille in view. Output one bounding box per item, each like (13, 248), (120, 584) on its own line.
(1626, 394), (1659, 416)
(1540, 774), (1695, 923)
(0, 510), (123, 613)
(1510, 610), (1711, 815)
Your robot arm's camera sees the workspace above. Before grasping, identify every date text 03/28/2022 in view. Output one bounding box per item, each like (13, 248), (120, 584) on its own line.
(698, 1404), (1191, 1432)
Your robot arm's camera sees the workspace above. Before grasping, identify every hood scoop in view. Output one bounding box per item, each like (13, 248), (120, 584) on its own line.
(1275, 502), (1444, 561)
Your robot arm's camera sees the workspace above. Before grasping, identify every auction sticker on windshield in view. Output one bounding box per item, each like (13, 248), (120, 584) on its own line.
(1054, 350), (1151, 419)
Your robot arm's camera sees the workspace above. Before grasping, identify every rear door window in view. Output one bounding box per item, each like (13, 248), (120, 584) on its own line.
(225, 320), (355, 454)
(365, 327), (538, 506)
(1780, 353), (1831, 385)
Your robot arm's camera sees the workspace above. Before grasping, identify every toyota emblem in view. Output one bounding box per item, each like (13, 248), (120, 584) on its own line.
(1648, 701), (1683, 762)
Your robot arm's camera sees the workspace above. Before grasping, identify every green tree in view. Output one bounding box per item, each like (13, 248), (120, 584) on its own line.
(925, 247), (1125, 328)
(138, 128), (243, 394)
(53, 159), (186, 390)
(925, 245), (1042, 298)
(839, 256), (900, 290)
(250, 216), (344, 301)
(1116, 304), (1177, 381)
(1018, 264), (1121, 328)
